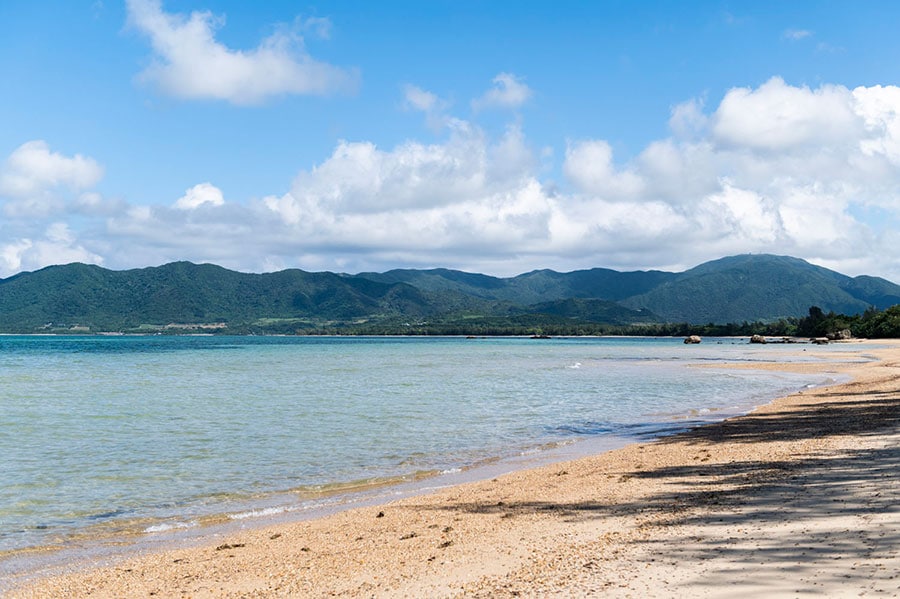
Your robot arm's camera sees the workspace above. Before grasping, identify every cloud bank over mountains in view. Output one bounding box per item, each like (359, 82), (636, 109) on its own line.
(1, 1), (899, 283)
(3, 75), (899, 282)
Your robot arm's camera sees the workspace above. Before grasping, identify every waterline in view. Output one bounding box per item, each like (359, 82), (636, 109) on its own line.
(0, 336), (852, 560)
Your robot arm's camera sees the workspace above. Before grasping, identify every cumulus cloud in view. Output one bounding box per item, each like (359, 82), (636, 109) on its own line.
(126, 0), (358, 105)
(287, 137), (471, 215)
(854, 84), (900, 166)
(563, 140), (644, 200)
(0, 140), (103, 198)
(711, 77), (860, 151)
(472, 73), (532, 111)
(0, 141), (110, 276)
(263, 121), (536, 234)
(669, 97), (708, 140)
(0, 140), (104, 217)
(0, 224), (104, 277)
(549, 77), (900, 278)
(245, 121), (553, 269)
(243, 76), (895, 278)
(7, 77), (900, 284)
(174, 182), (225, 210)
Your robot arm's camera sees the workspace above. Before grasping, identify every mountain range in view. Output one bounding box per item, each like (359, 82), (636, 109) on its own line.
(1, 254), (898, 334)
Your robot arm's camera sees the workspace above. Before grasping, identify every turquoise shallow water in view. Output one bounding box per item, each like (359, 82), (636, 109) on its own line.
(0, 335), (847, 554)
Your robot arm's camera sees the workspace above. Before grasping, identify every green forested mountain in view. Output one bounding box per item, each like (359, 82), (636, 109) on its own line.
(0, 262), (442, 332)
(618, 254), (900, 323)
(509, 298), (659, 325)
(0, 254), (898, 333)
(359, 266), (675, 304)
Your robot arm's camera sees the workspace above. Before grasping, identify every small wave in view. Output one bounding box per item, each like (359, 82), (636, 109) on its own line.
(552, 421), (615, 435)
(687, 407), (714, 416)
(802, 376), (840, 390)
(567, 362), (582, 369)
(440, 467), (462, 475)
(229, 506), (290, 520)
(518, 441), (570, 456)
(144, 521), (196, 533)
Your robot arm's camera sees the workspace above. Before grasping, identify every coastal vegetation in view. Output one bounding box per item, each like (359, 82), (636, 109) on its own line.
(282, 304), (900, 339)
(1, 254), (899, 337)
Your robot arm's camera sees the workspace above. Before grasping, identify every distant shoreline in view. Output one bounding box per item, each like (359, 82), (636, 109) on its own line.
(0, 331), (865, 341)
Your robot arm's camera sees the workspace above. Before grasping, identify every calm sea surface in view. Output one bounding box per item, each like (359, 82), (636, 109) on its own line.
(0, 335), (851, 555)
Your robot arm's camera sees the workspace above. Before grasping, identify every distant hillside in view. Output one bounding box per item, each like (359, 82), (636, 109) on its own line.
(356, 255), (900, 325)
(358, 267), (675, 304)
(0, 262), (440, 333)
(0, 254), (898, 333)
(355, 268), (509, 299)
(512, 298), (659, 325)
(618, 254), (900, 323)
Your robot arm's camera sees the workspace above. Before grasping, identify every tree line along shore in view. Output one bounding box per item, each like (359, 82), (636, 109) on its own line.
(267, 304), (900, 338)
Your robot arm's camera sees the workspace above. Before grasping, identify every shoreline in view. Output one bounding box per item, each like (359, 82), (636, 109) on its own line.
(0, 337), (831, 561)
(7, 339), (900, 597)
(0, 432), (646, 595)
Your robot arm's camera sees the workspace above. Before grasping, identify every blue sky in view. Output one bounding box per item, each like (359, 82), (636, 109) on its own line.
(2, 1), (900, 282)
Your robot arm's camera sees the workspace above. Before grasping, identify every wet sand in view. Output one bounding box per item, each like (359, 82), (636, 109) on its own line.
(8, 340), (900, 598)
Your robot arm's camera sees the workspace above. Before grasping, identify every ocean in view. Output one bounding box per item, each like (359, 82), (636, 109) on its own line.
(0, 335), (850, 559)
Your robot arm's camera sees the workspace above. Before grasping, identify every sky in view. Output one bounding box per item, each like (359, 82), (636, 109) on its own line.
(2, 1), (900, 282)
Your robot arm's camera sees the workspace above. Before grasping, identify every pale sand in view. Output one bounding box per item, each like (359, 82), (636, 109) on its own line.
(8, 340), (900, 598)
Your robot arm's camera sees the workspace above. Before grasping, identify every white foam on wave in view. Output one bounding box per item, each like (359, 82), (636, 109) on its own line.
(229, 506), (289, 520)
(567, 362), (582, 369)
(144, 521), (196, 533)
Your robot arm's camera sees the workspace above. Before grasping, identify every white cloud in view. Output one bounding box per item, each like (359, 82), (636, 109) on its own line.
(280, 123), (493, 217)
(545, 78), (900, 279)
(126, 0), (357, 105)
(635, 139), (718, 202)
(175, 182), (225, 210)
(0, 140), (103, 198)
(7, 78), (900, 285)
(0, 140), (104, 217)
(74, 191), (124, 216)
(712, 77), (860, 151)
(669, 98), (708, 140)
(854, 84), (900, 166)
(563, 140), (644, 199)
(702, 183), (782, 243)
(403, 85), (439, 113)
(254, 121), (550, 264)
(472, 73), (532, 111)
(783, 28), (813, 41)
(298, 16), (332, 40)
(0, 240), (32, 275)
(489, 124), (537, 183)
(402, 84), (454, 131)
(0, 224), (103, 277)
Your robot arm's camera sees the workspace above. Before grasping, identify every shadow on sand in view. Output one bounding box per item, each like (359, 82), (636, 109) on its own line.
(423, 385), (900, 593)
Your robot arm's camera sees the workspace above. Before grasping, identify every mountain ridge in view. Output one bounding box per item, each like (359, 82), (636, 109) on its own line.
(1, 254), (898, 333)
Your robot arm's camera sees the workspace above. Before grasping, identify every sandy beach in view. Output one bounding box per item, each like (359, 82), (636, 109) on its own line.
(7, 339), (900, 598)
